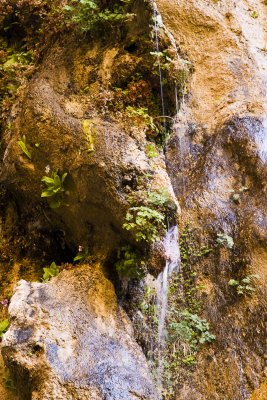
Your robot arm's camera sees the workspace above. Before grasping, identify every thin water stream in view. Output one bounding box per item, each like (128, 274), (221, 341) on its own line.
(155, 226), (180, 396)
(151, 2), (183, 396)
(152, 0), (167, 135)
(152, 0), (187, 196)
(157, 226), (180, 345)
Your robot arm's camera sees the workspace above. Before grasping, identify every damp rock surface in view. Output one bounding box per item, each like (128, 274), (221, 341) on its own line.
(2, 264), (159, 400)
(0, 0), (267, 399)
(156, 0), (267, 398)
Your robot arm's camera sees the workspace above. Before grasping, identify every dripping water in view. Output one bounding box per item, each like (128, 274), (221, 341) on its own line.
(150, 2), (183, 395)
(152, 0), (187, 196)
(155, 225), (180, 396)
(157, 226), (180, 344)
(152, 1), (167, 134)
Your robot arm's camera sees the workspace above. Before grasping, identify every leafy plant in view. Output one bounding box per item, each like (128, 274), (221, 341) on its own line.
(179, 226), (212, 264)
(126, 106), (159, 135)
(18, 135), (31, 159)
(73, 246), (89, 263)
(216, 233), (234, 249)
(123, 189), (172, 242)
(146, 143), (158, 159)
(115, 245), (145, 279)
(41, 171), (68, 208)
(3, 51), (33, 71)
(181, 354), (197, 366)
(0, 319), (9, 338)
(168, 310), (216, 348)
(43, 262), (60, 282)
(150, 50), (175, 72)
(64, 0), (134, 32)
(228, 274), (260, 296)
(124, 206), (165, 242)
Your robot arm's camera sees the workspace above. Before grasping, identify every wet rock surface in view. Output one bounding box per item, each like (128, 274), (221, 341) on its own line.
(157, 0), (267, 398)
(2, 264), (159, 400)
(0, 0), (267, 398)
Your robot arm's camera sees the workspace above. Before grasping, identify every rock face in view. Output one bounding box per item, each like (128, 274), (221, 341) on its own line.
(0, 2), (177, 398)
(156, 0), (267, 398)
(0, 35), (177, 253)
(2, 264), (159, 400)
(1, 0), (267, 399)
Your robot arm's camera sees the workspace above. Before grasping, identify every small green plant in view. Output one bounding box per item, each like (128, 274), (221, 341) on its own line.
(168, 310), (216, 348)
(166, 309), (215, 373)
(216, 233), (234, 249)
(146, 143), (159, 159)
(3, 51), (33, 70)
(41, 171), (68, 208)
(126, 106), (159, 134)
(115, 245), (145, 279)
(64, 0), (134, 32)
(179, 226), (212, 263)
(150, 50), (175, 72)
(43, 262), (59, 282)
(0, 319), (9, 338)
(123, 189), (169, 242)
(181, 354), (197, 366)
(18, 135), (31, 159)
(251, 10), (258, 18)
(73, 246), (89, 263)
(124, 206), (165, 242)
(228, 274), (260, 296)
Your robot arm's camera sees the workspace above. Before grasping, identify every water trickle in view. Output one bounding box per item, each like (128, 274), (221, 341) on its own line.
(152, 0), (187, 196)
(157, 225), (180, 343)
(150, 4), (182, 392)
(152, 1), (167, 134)
(155, 225), (180, 395)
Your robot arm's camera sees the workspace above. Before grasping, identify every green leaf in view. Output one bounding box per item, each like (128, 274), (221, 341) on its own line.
(43, 262), (59, 282)
(41, 190), (54, 198)
(18, 136), (31, 159)
(61, 172), (68, 183)
(228, 279), (239, 287)
(73, 247), (89, 263)
(41, 176), (55, 184)
(0, 319), (9, 337)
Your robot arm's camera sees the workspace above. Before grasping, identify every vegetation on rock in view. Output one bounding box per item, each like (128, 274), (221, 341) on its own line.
(41, 171), (68, 209)
(123, 189), (170, 243)
(64, 0), (134, 32)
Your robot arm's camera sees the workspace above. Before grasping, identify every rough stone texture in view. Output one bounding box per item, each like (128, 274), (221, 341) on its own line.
(0, 33), (178, 254)
(1, 0), (267, 399)
(156, 0), (267, 398)
(2, 264), (159, 400)
(0, 3), (178, 398)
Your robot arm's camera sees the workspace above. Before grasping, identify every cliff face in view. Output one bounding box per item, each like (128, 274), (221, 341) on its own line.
(159, 1), (267, 398)
(0, 0), (266, 399)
